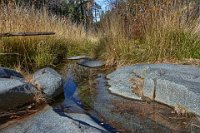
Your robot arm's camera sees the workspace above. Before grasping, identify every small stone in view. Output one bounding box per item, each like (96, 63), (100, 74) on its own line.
(77, 58), (105, 68)
(67, 55), (88, 60)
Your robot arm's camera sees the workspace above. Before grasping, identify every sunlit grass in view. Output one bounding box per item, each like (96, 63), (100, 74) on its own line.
(0, 4), (97, 71)
(96, 0), (200, 67)
(1, 1), (200, 71)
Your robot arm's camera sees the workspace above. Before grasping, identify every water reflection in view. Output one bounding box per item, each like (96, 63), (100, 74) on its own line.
(63, 66), (77, 100)
(52, 65), (116, 133)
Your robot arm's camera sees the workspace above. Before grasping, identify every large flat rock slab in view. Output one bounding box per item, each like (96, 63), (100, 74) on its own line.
(0, 78), (36, 111)
(96, 74), (200, 132)
(107, 64), (200, 116)
(0, 104), (107, 133)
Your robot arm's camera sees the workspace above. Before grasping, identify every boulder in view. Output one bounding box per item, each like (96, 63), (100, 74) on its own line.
(0, 78), (36, 111)
(32, 67), (63, 98)
(0, 67), (23, 78)
(107, 64), (200, 116)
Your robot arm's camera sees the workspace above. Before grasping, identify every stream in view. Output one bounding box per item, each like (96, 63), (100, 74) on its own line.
(56, 62), (199, 132)
(0, 62), (199, 132)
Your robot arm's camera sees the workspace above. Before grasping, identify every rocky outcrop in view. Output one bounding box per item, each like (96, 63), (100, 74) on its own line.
(32, 67), (63, 98)
(0, 68), (36, 111)
(107, 64), (200, 116)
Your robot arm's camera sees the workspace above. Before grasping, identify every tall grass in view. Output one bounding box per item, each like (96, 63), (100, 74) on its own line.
(1, 1), (200, 71)
(0, 4), (97, 71)
(97, 0), (200, 67)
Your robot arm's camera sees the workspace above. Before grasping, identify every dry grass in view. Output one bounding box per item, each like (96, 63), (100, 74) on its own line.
(1, 1), (200, 71)
(0, 4), (97, 71)
(96, 0), (200, 67)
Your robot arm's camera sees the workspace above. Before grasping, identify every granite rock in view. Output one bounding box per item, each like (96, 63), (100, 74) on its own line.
(0, 67), (23, 79)
(107, 64), (200, 116)
(0, 105), (106, 133)
(0, 78), (36, 110)
(32, 67), (63, 98)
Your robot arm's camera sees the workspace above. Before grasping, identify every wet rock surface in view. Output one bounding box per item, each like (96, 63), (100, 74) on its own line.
(32, 67), (63, 98)
(94, 74), (200, 132)
(107, 64), (200, 116)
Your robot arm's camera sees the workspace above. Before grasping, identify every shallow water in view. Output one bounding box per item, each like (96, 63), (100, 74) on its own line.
(66, 64), (200, 132)
(93, 74), (195, 132)
(55, 65), (116, 132)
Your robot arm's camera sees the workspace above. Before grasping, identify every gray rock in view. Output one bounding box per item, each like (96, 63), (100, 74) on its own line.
(107, 66), (142, 101)
(96, 73), (177, 132)
(0, 78), (36, 110)
(0, 67), (23, 78)
(33, 67), (63, 98)
(155, 76), (200, 116)
(107, 64), (200, 116)
(77, 59), (105, 68)
(0, 105), (107, 133)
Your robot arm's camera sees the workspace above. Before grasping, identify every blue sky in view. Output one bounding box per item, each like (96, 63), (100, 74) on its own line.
(95, 0), (110, 11)
(94, 0), (111, 21)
